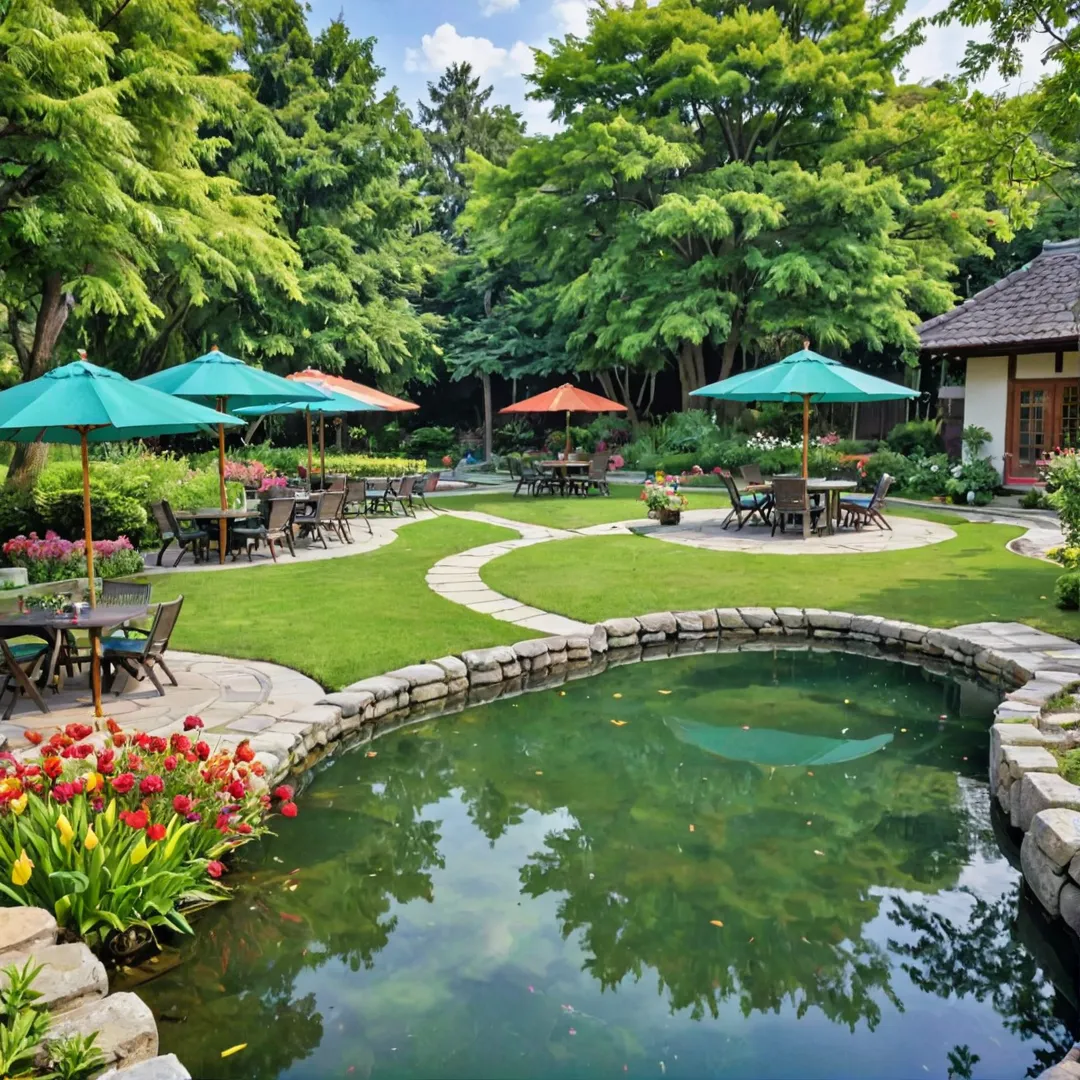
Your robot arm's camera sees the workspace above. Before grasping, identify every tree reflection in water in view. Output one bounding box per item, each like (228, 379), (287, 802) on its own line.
(131, 649), (1075, 1079)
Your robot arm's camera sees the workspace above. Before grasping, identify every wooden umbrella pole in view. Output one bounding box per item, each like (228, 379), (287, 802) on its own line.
(216, 396), (228, 565)
(319, 414), (326, 484)
(802, 394), (810, 479)
(80, 428), (103, 717)
(306, 410), (314, 480)
(565, 410), (571, 456)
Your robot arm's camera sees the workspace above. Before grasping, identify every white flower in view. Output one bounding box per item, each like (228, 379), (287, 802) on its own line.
(950, 465), (962, 478)
(930, 465), (939, 473)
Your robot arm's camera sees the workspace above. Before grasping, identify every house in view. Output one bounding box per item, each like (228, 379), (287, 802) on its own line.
(918, 238), (1080, 484)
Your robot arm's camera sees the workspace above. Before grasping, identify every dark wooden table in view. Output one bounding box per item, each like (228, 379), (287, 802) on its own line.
(540, 460), (589, 495)
(746, 479), (858, 536)
(0, 605), (150, 715)
(174, 508), (256, 564)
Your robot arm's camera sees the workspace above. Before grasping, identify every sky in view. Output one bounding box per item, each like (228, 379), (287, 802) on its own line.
(306, 0), (1054, 135)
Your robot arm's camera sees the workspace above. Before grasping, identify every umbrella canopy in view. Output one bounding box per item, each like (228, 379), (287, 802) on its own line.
(137, 348), (325, 561)
(234, 387), (383, 480)
(286, 369), (419, 412)
(500, 383), (627, 454)
(0, 358), (240, 716)
(691, 347), (918, 477)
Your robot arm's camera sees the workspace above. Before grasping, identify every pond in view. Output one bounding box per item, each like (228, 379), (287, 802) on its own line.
(133, 647), (1079, 1079)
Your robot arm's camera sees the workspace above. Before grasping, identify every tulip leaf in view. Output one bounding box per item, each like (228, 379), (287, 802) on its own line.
(48, 871), (89, 895)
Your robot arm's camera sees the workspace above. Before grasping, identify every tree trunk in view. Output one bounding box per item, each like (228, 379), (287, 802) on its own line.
(481, 372), (493, 463)
(596, 370), (639, 426)
(677, 341), (707, 409)
(6, 274), (75, 490)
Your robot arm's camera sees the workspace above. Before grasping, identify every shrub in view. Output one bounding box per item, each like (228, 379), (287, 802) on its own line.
(904, 453), (951, 497)
(493, 419), (536, 454)
(2, 534), (142, 584)
(406, 426), (456, 458)
(586, 414), (631, 447)
(886, 419), (942, 457)
(944, 459), (999, 505)
(863, 450), (912, 490)
(1020, 487), (1051, 510)
(545, 427), (591, 453)
(1048, 452), (1080, 547)
(0, 718), (299, 944)
(961, 424), (993, 460)
(370, 421), (402, 453)
(316, 453), (424, 477)
(1047, 546), (1080, 569)
(1056, 571), (1080, 610)
(223, 460), (268, 487)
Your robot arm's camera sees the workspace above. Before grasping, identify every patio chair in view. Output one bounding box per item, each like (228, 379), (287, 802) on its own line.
(102, 595), (183, 697)
(738, 463), (764, 487)
(515, 457), (542, 496)
(344, 479), (373, 535)
(0, 639), (49, 721)
(232, 496), (297, 561)
(579, 453), (611, 497)
(719, 470), (770, 530)
(414, 472), (442, 512)
(380, 475), (417, 517)
(100, 579), (154, 639)
(771, 477), (823, 537)
(151, 501), (207, 567)
(365, 477), (395, 515)
(840, 473), (894, 531)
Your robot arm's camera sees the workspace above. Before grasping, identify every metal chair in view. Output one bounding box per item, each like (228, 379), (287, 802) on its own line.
(344, 479), (372, 535)
(770, 477), (823, 537)
(102, 596), (184, 697)
(151, 501), (207, 566)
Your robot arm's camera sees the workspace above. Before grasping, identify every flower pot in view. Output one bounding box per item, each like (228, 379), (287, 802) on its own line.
(658, 508), (681, 526)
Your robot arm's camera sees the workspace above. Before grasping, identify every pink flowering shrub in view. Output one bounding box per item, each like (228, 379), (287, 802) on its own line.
(223, 460), (268, 487)
(818, 432), (840, 446)
(258, 475), (288, 493)
(3, 532), (142, 584)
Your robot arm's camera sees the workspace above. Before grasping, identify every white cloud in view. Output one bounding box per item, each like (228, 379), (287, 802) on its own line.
(551, 0), (593, 37)
(404, 23), (535, 80)
(480, 0), (519, 14)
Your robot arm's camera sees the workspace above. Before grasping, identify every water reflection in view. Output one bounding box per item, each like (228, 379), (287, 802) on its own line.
(132, 650), (1078, 1079)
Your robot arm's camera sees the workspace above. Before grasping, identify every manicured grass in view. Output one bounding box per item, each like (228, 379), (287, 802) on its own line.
(430, 484), (727, 529)
(482, 519), (1080, 639)
(155, 517), (526, 690)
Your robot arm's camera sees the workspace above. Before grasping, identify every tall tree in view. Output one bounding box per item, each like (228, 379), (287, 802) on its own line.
(462, 0), (1021, 409)
(0, 0), (301, 486)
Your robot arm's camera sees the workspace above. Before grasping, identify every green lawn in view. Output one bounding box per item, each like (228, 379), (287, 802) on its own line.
(156, 516), (527, 690)
(482, 519), (1080, 638)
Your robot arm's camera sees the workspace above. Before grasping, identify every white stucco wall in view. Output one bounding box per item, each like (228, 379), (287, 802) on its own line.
(965, 355), (1009, 478)
(1016, 351), (1080, 378)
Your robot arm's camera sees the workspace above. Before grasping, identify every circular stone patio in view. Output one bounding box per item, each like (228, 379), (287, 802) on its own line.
(619, 509), (955, 554)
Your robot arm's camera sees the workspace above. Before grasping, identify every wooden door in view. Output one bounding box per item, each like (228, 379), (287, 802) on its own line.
(1009, 382), (1053, 479)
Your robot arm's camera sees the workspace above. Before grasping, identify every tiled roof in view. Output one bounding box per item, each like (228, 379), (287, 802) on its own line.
(918, 239), (1080, 351)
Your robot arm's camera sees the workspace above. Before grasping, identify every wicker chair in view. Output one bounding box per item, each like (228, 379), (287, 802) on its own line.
(770, 477), (823, 537)
(102, 596), (184, 697)
(719, 471), (770, 530)
(232, 496), (297, 561)
(151, 501), (207, 567)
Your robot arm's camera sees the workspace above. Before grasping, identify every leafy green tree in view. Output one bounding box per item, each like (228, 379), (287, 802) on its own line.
(0, 0), (301, 487)
(462, 0), (1016, 409)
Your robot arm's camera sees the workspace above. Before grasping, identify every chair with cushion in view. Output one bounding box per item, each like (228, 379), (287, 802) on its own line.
(514, 457), (542, 496)
(232, 496), (297, 561)
(770, 477), (823, 537)
(841, 473), (894, 531)
(0, 639), (49, 720)
(151, 501), (207, 567)
(102, 596), (183, 697)
(719, 470), (770, 530)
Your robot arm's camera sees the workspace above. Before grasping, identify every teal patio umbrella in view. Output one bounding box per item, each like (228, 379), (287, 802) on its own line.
(691, 346), (919, 477)
(137, 347), (325, 561)
(0, 357), (240, 714)
(234, 386), (384, 483)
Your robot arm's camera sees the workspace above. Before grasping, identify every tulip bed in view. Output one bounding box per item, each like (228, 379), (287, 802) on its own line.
(0, 718), (298, 948)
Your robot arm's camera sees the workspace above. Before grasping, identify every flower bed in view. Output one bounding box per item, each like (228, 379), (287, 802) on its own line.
(0, 717), (297, 947)
(2, 533), (143, 585)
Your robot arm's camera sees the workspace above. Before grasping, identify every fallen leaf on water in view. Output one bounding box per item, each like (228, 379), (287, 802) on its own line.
(841, 727), (849, 734)
(939, 715), (947, 720)
(741, 725), (750, 730)
(900, 728), (907, 733)
(280, 912), (303, 924)
(748, 936), (754, 943)
(221, 1045), (247, 1058)
(709, 919), (724, 927)
(801, 936), (811, 944)
(688, 824), (695, 832)
(658, 690), (672, 695)
(527, 985), (534, 993)
(844, 698), (851, 705)
(814, 849), (825, 856)
(610, 719), (627, 727)
(348, 1068), (356, 1075)
(806, 770), (814, 776)
(1041, 595), (1048, 600)
(535, 770), (543, 775)
(613, 693), (623, 699)
(806, 820), (812, 825)
(568, 1028), (577, 1036)
(558, 691), (566, 696)
(365, 751), (377, 758)
(288, 884), (298, 892)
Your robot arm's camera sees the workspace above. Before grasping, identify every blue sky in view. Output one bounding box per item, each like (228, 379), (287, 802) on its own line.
(308, 0), (1050, 135)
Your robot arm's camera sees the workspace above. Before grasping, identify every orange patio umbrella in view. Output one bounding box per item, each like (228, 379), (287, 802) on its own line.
(500, 383), (627, 454)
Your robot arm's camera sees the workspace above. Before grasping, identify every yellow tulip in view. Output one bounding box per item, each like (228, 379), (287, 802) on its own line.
(84, 825), (98, 851)
(129, 837), (149, 866)
(11, 851), (33, 887)
(56, 814), (74, 847)
(10, 793), (27, 816)
(84, 772), (103, 793)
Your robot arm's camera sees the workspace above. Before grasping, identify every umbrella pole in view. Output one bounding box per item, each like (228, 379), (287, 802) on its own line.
(80, 428), (102, 718)
(565, 410), (571, 456)
(802, 395), (810, 480)
(216, 397), (228, 566)
(319, 415), (326, 484)
(306, 411), (314, 482)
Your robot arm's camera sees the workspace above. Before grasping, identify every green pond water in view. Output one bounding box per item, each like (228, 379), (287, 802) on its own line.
(134, 647), (1080, 1079)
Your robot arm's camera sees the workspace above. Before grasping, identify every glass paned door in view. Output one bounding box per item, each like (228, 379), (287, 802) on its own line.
(1061, 385), (1080, 450)
(1011, 384), (1049, 478)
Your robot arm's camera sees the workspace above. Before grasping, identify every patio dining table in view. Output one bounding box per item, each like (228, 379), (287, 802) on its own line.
(746, 478), (858, 537)
(0, 605), (150, 714)
(540, 460), (589, 495)
(173, 508), (257, 562)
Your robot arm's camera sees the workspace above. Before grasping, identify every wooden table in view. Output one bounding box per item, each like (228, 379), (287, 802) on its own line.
(540, 460), (589, 495)
(747, 479), (858, 537)
(0, 605), (149, 714)
(174, 508), (256, 564)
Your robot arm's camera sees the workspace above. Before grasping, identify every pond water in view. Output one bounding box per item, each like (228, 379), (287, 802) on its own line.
(134, 647), (1080, 1080)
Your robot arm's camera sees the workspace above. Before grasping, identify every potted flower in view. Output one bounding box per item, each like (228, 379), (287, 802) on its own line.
(640, 481), (689, 525)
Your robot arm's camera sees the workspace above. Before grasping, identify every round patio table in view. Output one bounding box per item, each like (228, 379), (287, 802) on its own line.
(746, 479), (858, 536)
(173, 508), (257, 563)
(540, 460), (589, 496)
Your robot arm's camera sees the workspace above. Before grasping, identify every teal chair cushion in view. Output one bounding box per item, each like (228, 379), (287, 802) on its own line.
(101, 638), (146, 657)
(738, 495), (760, 508)
(844, 495), (873, 506)
(7, 642), (46, 662)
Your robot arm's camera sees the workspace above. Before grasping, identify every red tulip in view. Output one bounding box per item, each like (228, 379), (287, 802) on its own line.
(273, 785), (294, 801)
(226, 779), (245, 800)
(139, 774), (164, 796)
(206, 860), (224, 879)
(43, 757), (63, 780)
(214, 812), (232, 833)
(163, 755), (178, 772)
(235, 741), (255, 763)
(183, 716), (204, 731)
(106, 718), (122, 735)
(195, 741), (210, 761)
(120, 808), (148, 830)
(172, 795), (192, 815)
(96, 750), (115, 775)
(236, 822), (253, 835)
(111, 732), (126, 747)
(126, 753), (142, 772)
(24, 731), (42, 745)
(280, 801), (298, 818)
(146, 823), (166, 842)
(110, 772), (135, 794)
(64, 723), (93, 741)
(170, 734), (191, 753)
(135, 733), (151, 750)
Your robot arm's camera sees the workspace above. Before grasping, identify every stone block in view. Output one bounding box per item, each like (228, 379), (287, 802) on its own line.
(1022, 832), (1067, 915)
(1003, 744), (1059, 781)
(674, 611), (705, 633)
(900, 623), (930, 643)
(462, 646), (515, 671)
(565, 635), (590, 652)
(876, 619), (904, 640)
(640, 632), (667, 645)
(715, 608), (747, 630)
(384, 663), (447, 688)
(1017, 772), (1080, 832)
(0, 943), (105, 1012)
(607, 636), (637, 650)
(447, 677), (469, 695)
(432, 656), (467, 680)
(996, 701), (1043, 722)
(737, 607), (778, 630)
(850, 615), (884, 637)
(411, 681), (448, 704)
(589, 624), (608, 653)
(500, 660), (523, 680)
(371, 695), (407, 719)
(37, 992), (157, 1071)
(813, 629), (843, 639)
(1010, 680), (1069, 706)
(1061, 882), (1080, 935)
(1033, 808), (1080, 868)
(469, 667), (505, 687)
(514, 638), (555, 660)
(314, 692), (371, 719)
(342, 675), (408, 701)
(1039, 1062), (1080, 1080)
(807, 610), (854, 631)
(637, 612), (677, 635)
(0, 908), (56, 958)
(96, 1054), (191, 1080)
(566, 647), (591, 662)
(775, 608), (806, 629)
(282, 705), (339, 728)
(602, 617), (640, 638)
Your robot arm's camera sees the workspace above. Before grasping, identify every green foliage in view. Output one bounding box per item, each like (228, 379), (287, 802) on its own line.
(493, 420), (537, 454)
(406, 427), (457, 459)
(961, 425), (993, 459)
(944, 459), (1000, 505)
(1020, 487), (1052, 510)
(545, 427), (591, 454)
(1056, 571), (1080, 610)
(34, 493), (147, 547)
(886, 420), (944, 458)
(904, 454), (951, 497)
(47, 1032), (105, 1080)
(318, 454), (424, 478)
(863, 451), (913, 490)
(0, 960), (49, 1078)
(1048, 453), (1080, 546)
